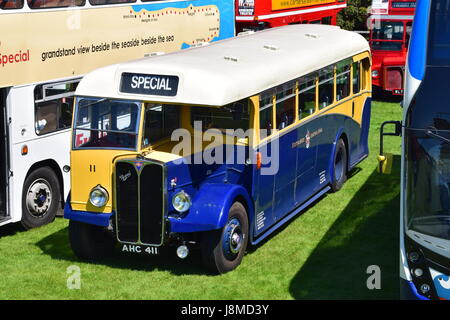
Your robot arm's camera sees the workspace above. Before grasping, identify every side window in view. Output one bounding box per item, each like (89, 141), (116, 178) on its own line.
(1, 0), (23, 9)
(259, 91), (273, 138)
(352, 61), (361, 95)
(143, 104), (179, 147)
(190, 100), (249, 132)
(34, 81), (78, 135)
(298, 74), (316, 120)
(27, 0), (84, 9)
(318, 66), (334, 109)
(275, 81), (296, 130)
(336, 62), (351, 101)
(361, 58), (371, 91)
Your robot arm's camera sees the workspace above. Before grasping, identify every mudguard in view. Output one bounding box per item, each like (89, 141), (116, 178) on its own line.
(168, 183), (253, 233)
(64, 194), (113, 227)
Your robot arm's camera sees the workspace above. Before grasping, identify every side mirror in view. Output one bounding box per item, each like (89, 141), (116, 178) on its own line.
(378, 120), (402, 174)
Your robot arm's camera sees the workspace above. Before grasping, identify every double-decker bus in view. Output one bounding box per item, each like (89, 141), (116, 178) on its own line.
(235, 0), (347, 32)
(64, 25), (371, 273)
(369, 0), (416, 95)
(0, 0), (234, 230)
(379, 0), (450, 300)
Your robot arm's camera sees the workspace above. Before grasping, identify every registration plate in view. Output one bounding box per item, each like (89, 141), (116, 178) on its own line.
(121, 244), (159, 255)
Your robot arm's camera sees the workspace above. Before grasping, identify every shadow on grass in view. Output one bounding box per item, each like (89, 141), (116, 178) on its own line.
(35, 225), (209, 276)
(289, 156), (401, 299)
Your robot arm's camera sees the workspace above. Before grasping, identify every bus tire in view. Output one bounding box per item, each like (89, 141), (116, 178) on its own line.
(21, 166), (60, 229)
(69, 220), (116, 260)
(331, 138), (347, 192)
(201, 202), (249, 274)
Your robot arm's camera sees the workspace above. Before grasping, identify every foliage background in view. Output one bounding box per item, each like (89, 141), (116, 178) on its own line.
(337, 0), (372, 31)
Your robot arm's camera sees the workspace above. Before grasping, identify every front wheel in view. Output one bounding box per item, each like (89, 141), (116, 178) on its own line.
(21, 166), (60, 229)
(69, 220), (116, 261)
(201, 202), (249, 274)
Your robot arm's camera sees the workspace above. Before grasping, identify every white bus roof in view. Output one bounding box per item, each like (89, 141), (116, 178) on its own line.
(76, 25), (370, 106)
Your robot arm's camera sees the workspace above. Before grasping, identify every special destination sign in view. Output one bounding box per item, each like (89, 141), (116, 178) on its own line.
(120, 73), (179, 96)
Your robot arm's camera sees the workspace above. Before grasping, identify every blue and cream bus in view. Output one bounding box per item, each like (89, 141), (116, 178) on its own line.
(379, 0), (450, 300)
(64, 25), (372, 273)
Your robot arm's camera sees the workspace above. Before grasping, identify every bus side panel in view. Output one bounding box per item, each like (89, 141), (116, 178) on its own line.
(0, 89), (8, 220)
(357, 97), (371, 163)
(273, 129), (298, 222)
(253, 142), (276, 236)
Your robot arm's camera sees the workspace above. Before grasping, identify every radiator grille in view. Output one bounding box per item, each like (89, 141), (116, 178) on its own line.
(115, 160), (165, 246)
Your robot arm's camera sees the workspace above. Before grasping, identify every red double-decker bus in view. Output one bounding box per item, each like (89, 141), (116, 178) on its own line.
(235, 0), (347, 32)
(369, 0), (416, 95)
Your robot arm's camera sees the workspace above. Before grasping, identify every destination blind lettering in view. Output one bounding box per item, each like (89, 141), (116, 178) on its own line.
(120, 73), (179, 96)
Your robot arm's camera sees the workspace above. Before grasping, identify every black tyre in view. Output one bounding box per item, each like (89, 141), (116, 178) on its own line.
(201, 202), (249, 274)
(21, 166), (60, 229)
(69, 220), (116, 260)
(331, 138), (347, 192)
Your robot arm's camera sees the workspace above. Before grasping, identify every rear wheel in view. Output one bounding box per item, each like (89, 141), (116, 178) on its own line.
(69, 220), (116, 260)
(201, 202), (248, 274)
(331, 138), (347, 192)
(21, 166), (60, 229)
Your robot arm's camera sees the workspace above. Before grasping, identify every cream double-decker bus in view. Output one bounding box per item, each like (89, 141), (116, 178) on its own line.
(0, 0), (234, 229)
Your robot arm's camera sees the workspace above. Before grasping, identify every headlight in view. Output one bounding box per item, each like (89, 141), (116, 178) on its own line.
(172, 191), (191, 213)
(89, 185), (109, 208)
(372, 70), (379, 78)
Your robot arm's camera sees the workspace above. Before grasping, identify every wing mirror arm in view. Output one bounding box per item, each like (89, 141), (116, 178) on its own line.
(378, 120), (402, 174)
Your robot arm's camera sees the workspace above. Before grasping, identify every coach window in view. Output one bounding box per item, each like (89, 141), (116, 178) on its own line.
(259, 90), (274, 138)
(89, 0), (135, 5)
(27, 0), (84, 9)
(298, 74), (316, 120)
(275, 81), (296, 130)
(352, 61), (361, 95)
(321, 17), (332, 25)
(336, 61), (351, 101)
(318, 66), (334, 109)
(142, 104), (179, 147)
(361, 57), (371, 90)
(1, 0), (23, 9)
(35, 81), (78, 135)
(190, 100), (249, 132)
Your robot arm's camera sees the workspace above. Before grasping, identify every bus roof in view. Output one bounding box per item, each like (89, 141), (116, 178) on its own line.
(76, 24), (370, 106)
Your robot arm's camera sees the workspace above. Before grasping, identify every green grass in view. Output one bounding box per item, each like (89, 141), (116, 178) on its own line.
(0, 99), (403, 300)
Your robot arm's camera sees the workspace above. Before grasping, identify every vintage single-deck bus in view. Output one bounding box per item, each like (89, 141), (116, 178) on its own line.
(235, 0), (347, 33)
(0, 0), (234, 229)
(64, 25), (371, 273)
(379, 0), (450, 300)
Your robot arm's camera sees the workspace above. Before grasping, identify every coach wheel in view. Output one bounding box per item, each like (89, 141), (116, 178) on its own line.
(21, 166), (60, 229)
(201, 202), (249, 274)
(69, 220), (116, 261)
(331, 138), (347, 192)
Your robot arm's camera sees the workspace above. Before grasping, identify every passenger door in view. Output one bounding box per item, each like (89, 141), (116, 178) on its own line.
(0, 89), (9, 220)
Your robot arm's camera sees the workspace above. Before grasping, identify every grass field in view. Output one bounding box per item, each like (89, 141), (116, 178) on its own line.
(0, 98), (403, 300)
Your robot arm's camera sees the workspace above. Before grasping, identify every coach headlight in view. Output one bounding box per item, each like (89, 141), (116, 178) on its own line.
(172, 191), (191, 213)
(372, 70), (379, 78)
(89, 185), (109, 208)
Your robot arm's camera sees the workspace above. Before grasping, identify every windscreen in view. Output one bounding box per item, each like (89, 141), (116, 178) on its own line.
(371, 20), (404, 51)
(73, 98), (141, 150)
(427, 0), (450, 66)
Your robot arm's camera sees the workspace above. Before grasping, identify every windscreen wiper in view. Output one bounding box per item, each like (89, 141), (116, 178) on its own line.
(426, 128), (450, 144)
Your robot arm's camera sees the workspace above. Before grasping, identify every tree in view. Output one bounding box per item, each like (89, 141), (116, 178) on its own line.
(337, 0), (372, 31)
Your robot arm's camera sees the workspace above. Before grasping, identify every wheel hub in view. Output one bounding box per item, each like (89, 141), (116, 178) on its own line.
(26, 179), (52, 217)
(223, 218), (243, 259)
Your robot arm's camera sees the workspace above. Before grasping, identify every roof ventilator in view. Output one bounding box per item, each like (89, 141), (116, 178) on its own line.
(263, 44), (278, 51)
